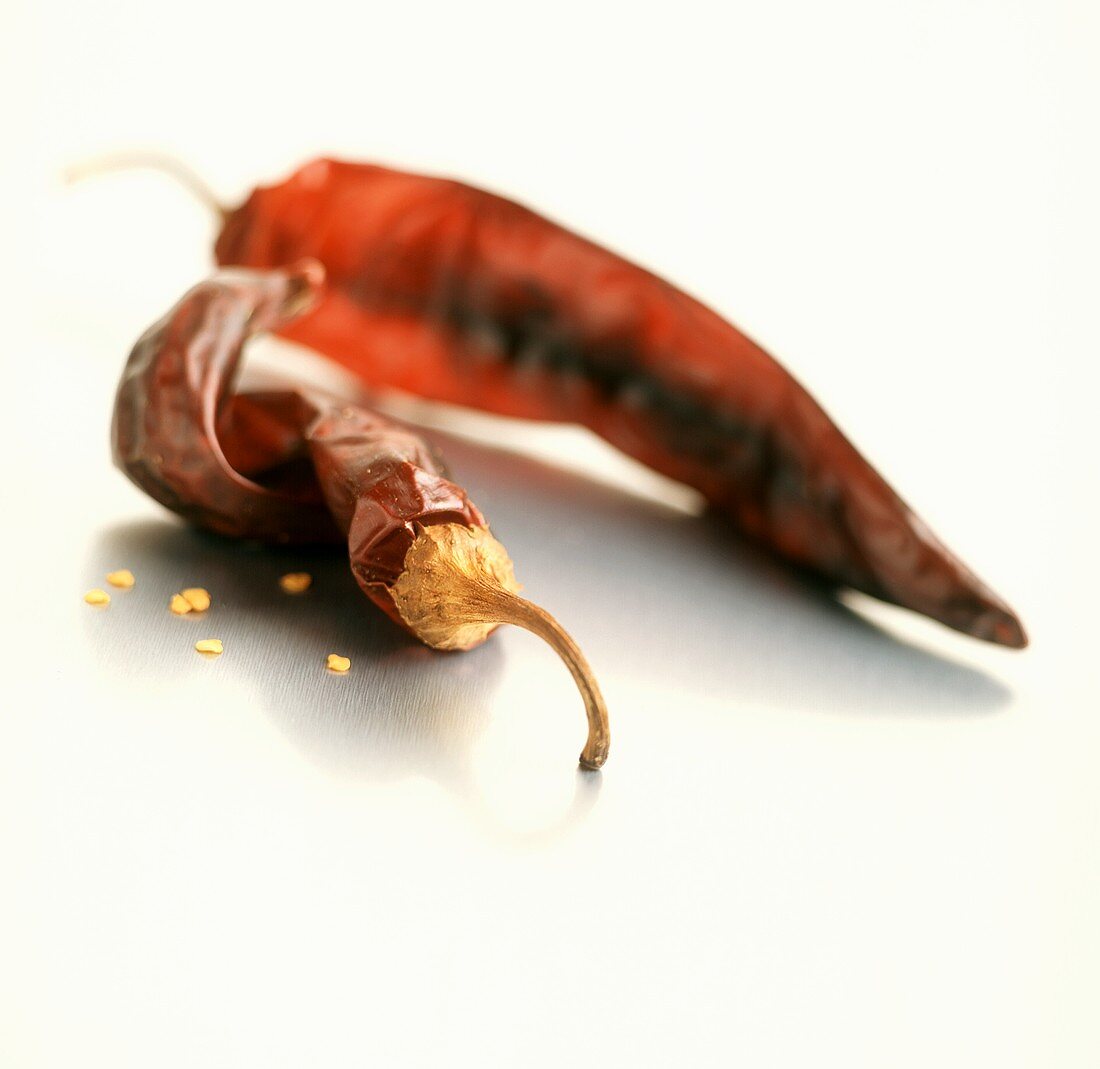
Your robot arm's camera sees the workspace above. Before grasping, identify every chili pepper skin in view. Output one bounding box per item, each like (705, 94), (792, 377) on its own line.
(112, 260), (340, 544)
(111, 263), (610, 767)
(214, 158), (1026, 648)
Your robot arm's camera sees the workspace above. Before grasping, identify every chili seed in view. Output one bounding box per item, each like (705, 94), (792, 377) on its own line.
(326, 654), (351, 673)
(195, 639), (223, 655)
(106, 569), (135, 589)
(170, 594), (192, 615)
(280, 572), (312, 594)
(181, 587), (211, 612)
(84, 589), (110, 606)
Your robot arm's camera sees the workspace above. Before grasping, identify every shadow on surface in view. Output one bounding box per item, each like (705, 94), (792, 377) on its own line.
(87, 426), (1010, 822)
(429, 430), (1012, 720)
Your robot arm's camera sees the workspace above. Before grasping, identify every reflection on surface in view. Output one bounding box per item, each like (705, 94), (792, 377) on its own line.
(87, 521), (493, 773)
(87, 424), (1009, 833)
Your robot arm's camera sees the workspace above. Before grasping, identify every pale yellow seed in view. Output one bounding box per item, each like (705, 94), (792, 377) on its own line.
(170, 594), (192, 615)
(279, 572), (312, 594)
(195, 639), (223, 655)
(326, 654), (351, 673)
(181, 587), (211, 612)
(106, 569), (135, 589)
(84, 588), (110, 606)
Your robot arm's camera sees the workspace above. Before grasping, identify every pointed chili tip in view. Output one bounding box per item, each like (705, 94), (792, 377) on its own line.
(967, 604), (1028, 649)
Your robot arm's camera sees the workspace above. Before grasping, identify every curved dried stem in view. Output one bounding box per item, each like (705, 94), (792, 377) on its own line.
(391, 523), (610, 769)
(64, 151), (227, 221)
(489, 595), (610, 770)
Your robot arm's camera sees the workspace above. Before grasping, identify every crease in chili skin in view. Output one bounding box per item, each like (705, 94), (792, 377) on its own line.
(213, 158), (1026, 648)
(110, 261), (611, 768)
(113, 260), (484, 624)
(112, 260), (340, 544)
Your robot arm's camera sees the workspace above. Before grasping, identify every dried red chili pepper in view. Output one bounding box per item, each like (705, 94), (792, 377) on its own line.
(206, 158), (1025, 648)
(112, 262), (610, 768)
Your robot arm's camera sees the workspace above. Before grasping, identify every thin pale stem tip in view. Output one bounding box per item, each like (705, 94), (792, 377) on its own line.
(64, 151), (227, 221)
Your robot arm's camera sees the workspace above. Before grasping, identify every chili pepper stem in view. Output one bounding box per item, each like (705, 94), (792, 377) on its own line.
(64, 151), (228, 222)
(391, 524), (610, 770)
(492, 595), (611, 770)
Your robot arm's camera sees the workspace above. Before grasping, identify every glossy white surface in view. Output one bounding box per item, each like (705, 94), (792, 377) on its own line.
(2, 2), (1098, 1066)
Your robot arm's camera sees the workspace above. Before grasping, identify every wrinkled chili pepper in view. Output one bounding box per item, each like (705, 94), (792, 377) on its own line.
(205, 158), (1025, 648)
(112, 261), (611, 769)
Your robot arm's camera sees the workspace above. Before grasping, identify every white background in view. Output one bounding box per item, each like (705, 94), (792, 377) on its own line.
(2, 2), (1098, 1066)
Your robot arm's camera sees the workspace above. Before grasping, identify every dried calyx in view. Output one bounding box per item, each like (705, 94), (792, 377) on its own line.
(391, 524), (610, 770)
